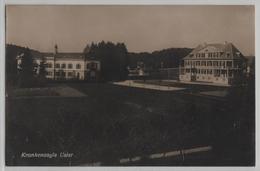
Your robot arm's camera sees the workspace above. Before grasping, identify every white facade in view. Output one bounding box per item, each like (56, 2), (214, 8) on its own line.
(18, 51), (101, 81)
(179, 42), (246, 86)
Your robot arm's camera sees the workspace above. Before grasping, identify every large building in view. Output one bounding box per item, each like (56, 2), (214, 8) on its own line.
(17, 45), (101, 81)
(179, 42), (247, 86)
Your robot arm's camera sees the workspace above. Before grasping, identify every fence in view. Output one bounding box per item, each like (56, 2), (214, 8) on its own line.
(128, 67), (180, 81)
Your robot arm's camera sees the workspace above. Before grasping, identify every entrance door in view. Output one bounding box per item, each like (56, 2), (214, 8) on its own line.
(191, 68), (196, 81)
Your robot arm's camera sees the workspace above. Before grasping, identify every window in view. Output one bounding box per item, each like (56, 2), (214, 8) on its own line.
(201, 53), (205, 57)
(227, 53), (230, 58)
(92, 63), (97, 69)
(87, 62), (98, 69)
(214, 69), (220, 77)
(68, 72), (73, 77)
(227, 61), (232, 67)
(201, 61), (206, 66)
(47, 63), (52, 68)
(228, 70), (233, 77)
(61, 63), (66, 69)
(55, 63), (60, 68)
(68, 64), (73, 69)
(196, 61), (200, 66)
(207, 61), (212, 66)
(61, 71), (66, 77)
(47, 72), (52, 76)
(55, 72), (60, 76)
(221, 70), (227, 76)
(76, 64), (81, 69)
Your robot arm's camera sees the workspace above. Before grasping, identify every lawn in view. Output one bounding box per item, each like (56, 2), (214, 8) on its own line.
(5, 82), (255, 166)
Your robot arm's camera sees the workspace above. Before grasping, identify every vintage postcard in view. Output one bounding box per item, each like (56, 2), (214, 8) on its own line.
(4, 4), (255, 168)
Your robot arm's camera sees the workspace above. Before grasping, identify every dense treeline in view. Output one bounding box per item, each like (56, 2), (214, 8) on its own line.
(6, 44), (48, 88)
(84, 41), (129, 81)
(6, 43), (193, 86)
(6, 44), (26, 86)
(6, 43), (255, 86)
(6, 44), (44, 88)
(128, 48), (192, 69)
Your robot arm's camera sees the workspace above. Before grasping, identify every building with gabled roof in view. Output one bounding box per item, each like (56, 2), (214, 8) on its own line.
(179, 42), (247, 86)
(17, 45), (101, 81)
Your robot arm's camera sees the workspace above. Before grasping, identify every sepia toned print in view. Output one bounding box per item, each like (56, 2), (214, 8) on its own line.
(5, 5), (255, 166)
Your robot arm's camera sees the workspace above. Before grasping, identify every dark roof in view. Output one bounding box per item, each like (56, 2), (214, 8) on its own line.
(41, 52), (100, 61)
(183, 42), (246, 60)
(42, 52), (84, 60)
(55, 53), (84, 59)
(29, 50), (44, 59)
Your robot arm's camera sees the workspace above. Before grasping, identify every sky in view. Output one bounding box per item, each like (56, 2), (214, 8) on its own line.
(6, 5), (255, 55)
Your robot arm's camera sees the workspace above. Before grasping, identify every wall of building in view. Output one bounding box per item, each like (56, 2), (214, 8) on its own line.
(31, 56), (101, 80)
(179, 59), (241, 85)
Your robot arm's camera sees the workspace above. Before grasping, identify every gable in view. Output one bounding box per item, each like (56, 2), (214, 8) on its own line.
(197, 46), (221, 53)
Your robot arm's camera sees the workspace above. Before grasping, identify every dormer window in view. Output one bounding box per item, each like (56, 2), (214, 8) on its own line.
(236, 52), (241, 57)
(227, 53), (230, 57)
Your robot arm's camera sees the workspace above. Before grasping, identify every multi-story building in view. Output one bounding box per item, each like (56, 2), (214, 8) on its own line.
(17, 45), (101, 81)
(179, 42), (247, 86)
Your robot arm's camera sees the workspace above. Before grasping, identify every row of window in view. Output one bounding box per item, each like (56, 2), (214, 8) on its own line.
(191, 52), (230, 58)
(46, 63), (81, 69)
(184, 69), (233, 77)
(196, 76), (226, 81)
(46, 71), (79, 77)
(184, 60), (232, 67)
(46, 63), (98, 69)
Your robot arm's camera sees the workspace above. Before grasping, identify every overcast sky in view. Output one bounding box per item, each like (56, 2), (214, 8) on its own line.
(6, 5), (254, 55)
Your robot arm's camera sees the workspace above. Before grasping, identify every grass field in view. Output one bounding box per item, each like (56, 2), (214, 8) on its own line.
(5, 82), (255, 166)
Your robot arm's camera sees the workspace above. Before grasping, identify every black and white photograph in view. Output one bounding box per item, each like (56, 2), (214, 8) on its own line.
(3, 3), (256, 168)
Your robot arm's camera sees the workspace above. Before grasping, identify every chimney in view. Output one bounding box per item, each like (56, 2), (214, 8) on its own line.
(54, 44), (58, 54)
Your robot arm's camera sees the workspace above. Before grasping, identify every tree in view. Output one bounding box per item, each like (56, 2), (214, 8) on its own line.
(18, 48), (35, 87)
(37, 57), (47, 85)
(6, 44), (25, 87)
(84, 41), (129, 81)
